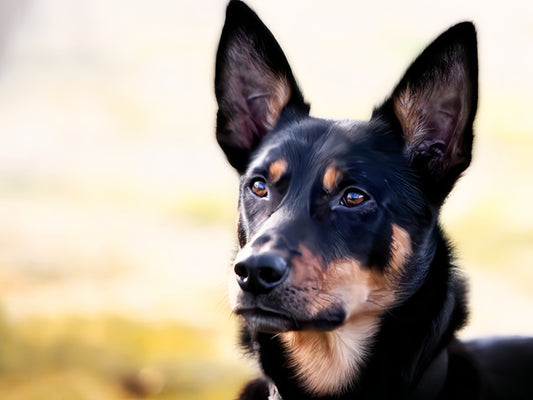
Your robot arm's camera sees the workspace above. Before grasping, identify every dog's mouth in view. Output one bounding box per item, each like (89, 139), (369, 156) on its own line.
(235, 305), (345, 333)
(236, 306), (296, 333)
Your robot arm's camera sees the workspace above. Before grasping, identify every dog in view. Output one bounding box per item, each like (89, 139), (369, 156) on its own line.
(214, 1), (533, 399)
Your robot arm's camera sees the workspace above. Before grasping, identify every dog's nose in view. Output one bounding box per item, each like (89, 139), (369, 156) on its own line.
(234, 252), (289, 294)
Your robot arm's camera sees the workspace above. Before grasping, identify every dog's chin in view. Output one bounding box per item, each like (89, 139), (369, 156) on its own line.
(237, 308), (296, 333)
(235, 306), (346, 334)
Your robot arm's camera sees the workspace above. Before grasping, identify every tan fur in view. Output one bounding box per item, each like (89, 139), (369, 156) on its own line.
(280, 318), (378, 396)
(229, 221), (412, 396)
(279, 251), (386, 396)
(289, 245), (324, 289)
(323, 165), (343, 193)
(393, 84), (419, 144)
(279, 225), (412, 396)
(264, 78), (291, 129)
(268, 159), (288, 184)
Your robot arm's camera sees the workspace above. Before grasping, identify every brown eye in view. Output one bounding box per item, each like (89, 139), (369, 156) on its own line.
(340, 189), (367, 207)
(250, 179), (268, 198)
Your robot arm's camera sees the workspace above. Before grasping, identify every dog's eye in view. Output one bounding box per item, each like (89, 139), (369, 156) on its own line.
(250, 178), (268, 198)
(340, 188), (367, 207)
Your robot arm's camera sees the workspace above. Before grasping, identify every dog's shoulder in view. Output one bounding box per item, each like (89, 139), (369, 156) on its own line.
(443, 337), (533, 399)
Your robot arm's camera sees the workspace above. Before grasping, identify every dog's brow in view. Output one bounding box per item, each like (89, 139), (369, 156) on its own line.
(323, 165), (343, 193)
(269, 158), (288, 183)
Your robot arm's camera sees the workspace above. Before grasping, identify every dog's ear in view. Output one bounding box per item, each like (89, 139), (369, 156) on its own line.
(215, 1), (308, 173)
(377, 22), (478, 202)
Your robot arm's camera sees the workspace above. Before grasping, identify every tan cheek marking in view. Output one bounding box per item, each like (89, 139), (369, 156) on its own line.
(289, 242), (405, 319)
(268, 158), (288, 183)
(289, 225), (411, 318)
(276, 227), (411, 397)
(280, 255), (383, 396)
(323, 165), (343, 193)
(290, 245), (324, 284)
(288, 245), (329, 315)
(323, 259), (395, 320)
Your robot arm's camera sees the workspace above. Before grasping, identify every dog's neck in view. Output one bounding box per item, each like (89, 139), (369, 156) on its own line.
(252, 229), (467, 400)
(278, 315), (379, 396)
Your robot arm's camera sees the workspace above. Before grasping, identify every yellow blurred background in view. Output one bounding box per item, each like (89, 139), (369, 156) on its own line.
(0, 0), (531, 398)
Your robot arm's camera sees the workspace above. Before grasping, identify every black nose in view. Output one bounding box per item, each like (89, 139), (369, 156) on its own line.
(234, 252), (289, 294)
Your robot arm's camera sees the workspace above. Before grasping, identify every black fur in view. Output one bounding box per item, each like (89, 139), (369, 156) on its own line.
(215, 2), (533, 399)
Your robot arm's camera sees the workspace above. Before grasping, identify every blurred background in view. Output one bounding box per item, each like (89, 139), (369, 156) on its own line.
(0, 0), (531, 398)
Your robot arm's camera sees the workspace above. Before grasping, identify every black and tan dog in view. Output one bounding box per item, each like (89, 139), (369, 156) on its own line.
(214, 1), (533, 399)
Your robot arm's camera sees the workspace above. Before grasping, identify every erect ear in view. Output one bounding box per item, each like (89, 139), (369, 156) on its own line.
(215, 1), (309, 173)
(377, 22), (478, 203)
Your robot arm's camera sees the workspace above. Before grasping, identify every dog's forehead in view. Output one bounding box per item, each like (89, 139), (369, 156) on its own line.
(250, 117), (379, 173)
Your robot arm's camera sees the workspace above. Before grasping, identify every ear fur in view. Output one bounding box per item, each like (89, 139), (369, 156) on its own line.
(215, 0), (309, 173)
(376, 22), (478, 202)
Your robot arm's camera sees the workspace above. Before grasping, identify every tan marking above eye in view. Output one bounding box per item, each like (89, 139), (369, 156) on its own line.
(268, 158), (288, 183)
(323, 165), (343, 193)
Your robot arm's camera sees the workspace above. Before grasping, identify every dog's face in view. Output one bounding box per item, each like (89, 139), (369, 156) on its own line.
(229, 118), (419, 334)
(215, 2), (477, 341)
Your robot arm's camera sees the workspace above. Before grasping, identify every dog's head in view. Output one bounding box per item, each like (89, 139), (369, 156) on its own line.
(215, 1), (477, 341)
